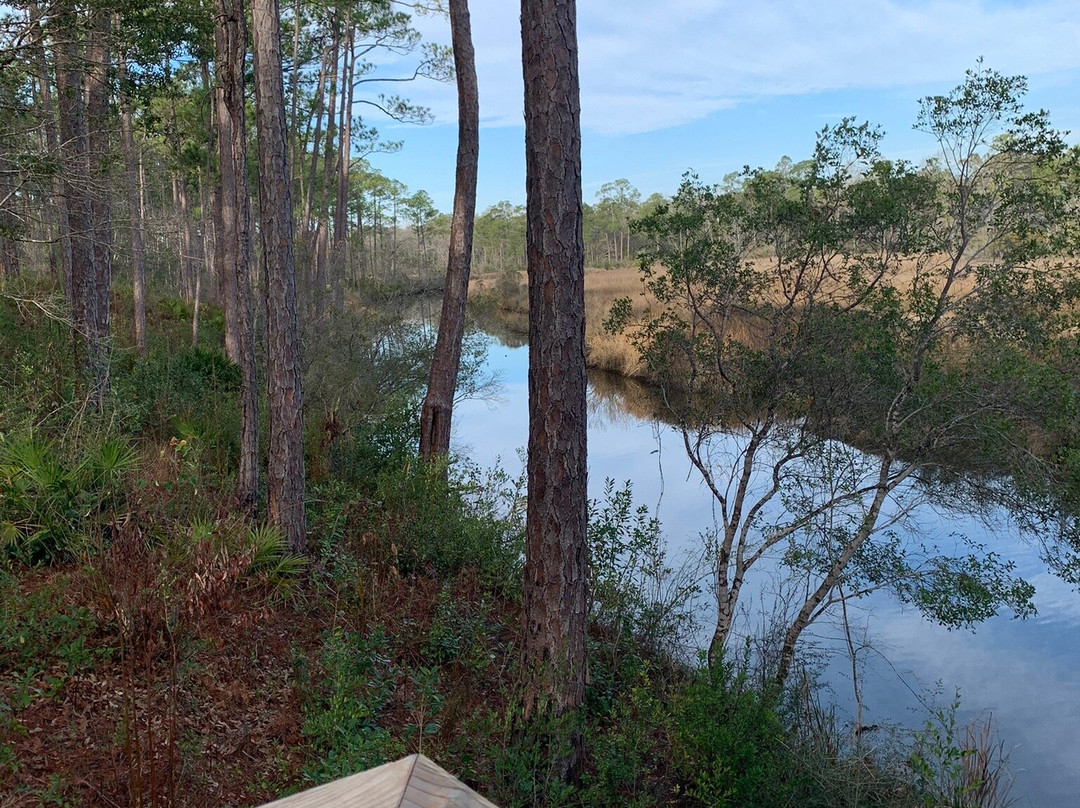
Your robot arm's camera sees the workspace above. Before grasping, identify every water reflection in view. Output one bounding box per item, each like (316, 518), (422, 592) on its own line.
(452, 329), (1080, 807)
(588, 367), (671, 425)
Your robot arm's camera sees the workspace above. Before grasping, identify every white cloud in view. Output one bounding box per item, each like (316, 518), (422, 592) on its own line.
(399, 0), (1080, 135)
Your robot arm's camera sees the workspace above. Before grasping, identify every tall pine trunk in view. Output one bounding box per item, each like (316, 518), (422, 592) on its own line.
(252, 0), (307, 553)
(0, 146), (19, 278)
(85, 9), (112, 402)
(34, 24), (72, 298)
(520, 0), (588, 781)
(312, 21), (339, 320)
(331, 16), (353, 310)
(301, 43), (329, 234)
(54, 8), (105, 399)
(118, 52), (147, 355)
(215, 0), (260, 519)
(419, 0), (479, 460)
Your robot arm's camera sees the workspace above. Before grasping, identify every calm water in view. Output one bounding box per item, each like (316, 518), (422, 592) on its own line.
(452, 332), (1080, 807)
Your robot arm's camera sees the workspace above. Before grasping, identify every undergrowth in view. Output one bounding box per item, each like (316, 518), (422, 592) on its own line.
(0, 287), (1017, 808)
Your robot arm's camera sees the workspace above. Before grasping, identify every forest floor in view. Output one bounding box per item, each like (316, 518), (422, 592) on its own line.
(0, 286), (972, 808)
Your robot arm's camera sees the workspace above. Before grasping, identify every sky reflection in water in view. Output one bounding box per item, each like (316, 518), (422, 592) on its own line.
(452, 335), (1080, 806)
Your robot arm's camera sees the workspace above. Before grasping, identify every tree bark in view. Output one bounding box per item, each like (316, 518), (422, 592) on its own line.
(53, 7), (104, 399)
(85, 8), (112, 402)
(118, 53), (147, 355)
(520, 0), (588, 781)
(301, 43), (329, 234)
(332, 16), (353, 310)
(419, 0), (479, 461)
(215, 0), (260, 520)
(199, 60), (220, 310)
(0, 146), (19, 278)
(312, 20), (339, 319)
(212, 4), (238, 362)
(176, 174), (196, 321)
(33, 24), (72, 299)
(287, 0), (302, 189)
(252, 0), (307, 553)
(191, 267), (201, 346)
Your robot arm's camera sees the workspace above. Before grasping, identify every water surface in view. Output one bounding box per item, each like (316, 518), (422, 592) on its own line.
(453, 333), (1080, 806)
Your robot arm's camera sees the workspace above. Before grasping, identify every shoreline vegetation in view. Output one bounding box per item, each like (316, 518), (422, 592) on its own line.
(3, 0), (1074, 794)
(470, 265), (652, 380)
(0, 283), (1019, 807)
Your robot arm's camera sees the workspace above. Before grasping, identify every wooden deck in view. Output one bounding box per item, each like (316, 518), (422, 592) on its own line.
(257, 754), (501, 808)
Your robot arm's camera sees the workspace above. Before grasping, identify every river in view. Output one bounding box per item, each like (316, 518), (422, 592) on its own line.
(452, 329), (1080, 807)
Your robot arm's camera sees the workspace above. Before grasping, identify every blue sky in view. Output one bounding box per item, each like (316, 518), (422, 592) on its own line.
(364, 0), (1080, 213)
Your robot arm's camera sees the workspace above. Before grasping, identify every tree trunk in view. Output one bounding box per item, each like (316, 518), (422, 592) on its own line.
(85, 9), (112, 403)
(287, 0), (302, 189)
(774, 455), (897, 686)
(191, 268), (201, 346)
(419, 0), (479, 461)
(706, 559), (743, 668)
(176, 176), (197, 338)
(332, 16), (353, 310)
(54, 8), (104, 399)
(252, 0), (307, 553)
(34, 29), (72, 299)
(199, 61), (219, 308)
(312, 22), (339, 319)
(214, 16), (237, 364)
(520, 0), (588, 781)
(118, 53), (147, 355)
(301, 43), (329, 234)
(0, 146), (19, 278)
(215, 0), (260, 520)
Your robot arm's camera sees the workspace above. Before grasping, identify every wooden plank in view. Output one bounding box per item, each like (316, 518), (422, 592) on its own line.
(256, 754), (501, 808)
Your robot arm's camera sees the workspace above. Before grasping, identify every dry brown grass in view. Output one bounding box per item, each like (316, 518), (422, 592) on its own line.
(469, 266), (652, 377)
(469, 254), (1001, 383)
(584, 267), (650, 378)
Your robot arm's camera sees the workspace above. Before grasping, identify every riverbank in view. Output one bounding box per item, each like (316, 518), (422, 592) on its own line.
(470, 266), (651, 380)
(0, 283), (1026, 807)
(458, 329), (1080, 807)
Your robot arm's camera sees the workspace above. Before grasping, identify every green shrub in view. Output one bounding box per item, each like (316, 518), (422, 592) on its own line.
(583, 665), (671, 808)
(422, 590), (495, 672)
(588, 480), (699, 680)
(372, 459), (521, 591)
(344, 396), (421, 487)
(669, 662), (802, 807)
(114, 346), (239, 431)
(0, 435), (137, 565)
(488, 707), (581, 808)
(300, 626), (404, 785)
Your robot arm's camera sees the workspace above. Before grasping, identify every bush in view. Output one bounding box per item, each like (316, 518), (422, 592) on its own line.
(0, 435), (137, 565)
(589, 480), (699, 662)
(300, 626), (404, 785)
(371, 459), (522, 591)
(583, 666), (671, 808)
(113, 346), (240, 437)
(669, 661), (803, 807)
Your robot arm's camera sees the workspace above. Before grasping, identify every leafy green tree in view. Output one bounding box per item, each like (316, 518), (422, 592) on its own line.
(609, 65), (1079, 683)
(402, 189), (438, 272)
(473, 200), (525, 272)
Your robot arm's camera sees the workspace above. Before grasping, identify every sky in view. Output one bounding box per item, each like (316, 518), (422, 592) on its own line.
(363, 0), (1080, 213)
